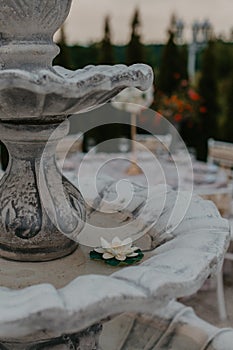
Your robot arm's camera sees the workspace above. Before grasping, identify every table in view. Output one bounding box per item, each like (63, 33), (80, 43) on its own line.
(60, 151), (232, 218)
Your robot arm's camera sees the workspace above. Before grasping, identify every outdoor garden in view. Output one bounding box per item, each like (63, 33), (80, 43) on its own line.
(54, 11), (233, 161)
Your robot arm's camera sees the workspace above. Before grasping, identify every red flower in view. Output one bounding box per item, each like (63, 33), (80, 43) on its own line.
(188, 89), (200, 101)
(200, 106), (207, 113)
(181, 79), (188, 87)
(174, 113), (182, 122)
(173, 72), (181, 80)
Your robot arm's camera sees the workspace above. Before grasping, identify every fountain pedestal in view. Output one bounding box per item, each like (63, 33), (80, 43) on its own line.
(0, 120), (85, 261)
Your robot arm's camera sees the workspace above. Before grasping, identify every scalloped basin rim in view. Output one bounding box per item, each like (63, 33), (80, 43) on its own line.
(0, 64), (154, 99)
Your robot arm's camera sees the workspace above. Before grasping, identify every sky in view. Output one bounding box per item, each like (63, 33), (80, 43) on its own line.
(58, 0), (233, 45)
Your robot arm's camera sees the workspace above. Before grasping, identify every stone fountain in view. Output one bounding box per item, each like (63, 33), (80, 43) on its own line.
(0, 1), (231, 349)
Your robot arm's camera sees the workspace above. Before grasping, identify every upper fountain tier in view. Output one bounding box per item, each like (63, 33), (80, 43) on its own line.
(0, 64), (153, 121)
(0, 0), (153, 121)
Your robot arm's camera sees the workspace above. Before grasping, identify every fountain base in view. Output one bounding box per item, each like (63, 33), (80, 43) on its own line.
(0, 240), (78, 262)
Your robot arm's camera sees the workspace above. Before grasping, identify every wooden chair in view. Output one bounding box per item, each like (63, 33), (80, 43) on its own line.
(207, 138), (233, 321)
(208, 138), (233, 179)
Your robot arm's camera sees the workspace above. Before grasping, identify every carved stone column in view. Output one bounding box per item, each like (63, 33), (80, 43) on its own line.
(0, 120), (85, 261)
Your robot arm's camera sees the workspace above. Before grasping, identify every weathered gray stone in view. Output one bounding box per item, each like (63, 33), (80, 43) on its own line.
(0, 0), (153, 261)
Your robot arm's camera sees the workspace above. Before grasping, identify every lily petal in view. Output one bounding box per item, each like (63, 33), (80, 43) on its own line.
(127, 252), (139, 257)
(94, 248), (105, 254)
(131, 246), (139, 252)
(112, 237), (122, 246)
(103, 252), (114, 260)
(115, 254), (127, 261)
(100, 237), (111, 249)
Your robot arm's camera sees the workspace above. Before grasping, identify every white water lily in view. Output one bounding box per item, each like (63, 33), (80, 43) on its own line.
(94, 237), (139, 261)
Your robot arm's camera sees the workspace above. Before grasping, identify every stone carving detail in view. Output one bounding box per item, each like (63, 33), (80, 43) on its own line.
(0, 0), (73, 70)
(0, 121), (85, 261)
(0, 0), (72, 36)
(1, 160), (42, 239)
(0, 65), (153, 120)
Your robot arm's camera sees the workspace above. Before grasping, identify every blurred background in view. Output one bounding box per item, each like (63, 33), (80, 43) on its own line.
(51, 1), (233, 326)
(52, 0), (233, 162)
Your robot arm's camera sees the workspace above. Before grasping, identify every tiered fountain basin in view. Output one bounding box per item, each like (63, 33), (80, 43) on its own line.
(0, 64), (152, 121)
(0, 178), (230, 347)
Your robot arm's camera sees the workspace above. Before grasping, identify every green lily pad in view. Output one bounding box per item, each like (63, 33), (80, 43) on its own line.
(89, 250), (103, 260)
(89, 249), (144, 267)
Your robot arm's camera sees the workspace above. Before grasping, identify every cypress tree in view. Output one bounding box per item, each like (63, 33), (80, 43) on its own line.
(197, 40), (219, 160)
(126, 8), (144, 64)
(99, 16), (114, 64)
(158, 30), (182, 96)
(223, 71), (233, 142)
(53, 24), (72, 69)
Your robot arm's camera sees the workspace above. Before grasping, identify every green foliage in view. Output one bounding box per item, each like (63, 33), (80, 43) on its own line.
(90, 249), (144, 266)
(222, 71), (233, 142)
(53, 25), (72, 69)
(195, 41), (219, 160)
(158, 31), (187, 96)
(215, 41), (233, 80)
(213, 41), (233, 142)
(71, 44), (99, 69)
(198, 41), (218, 135)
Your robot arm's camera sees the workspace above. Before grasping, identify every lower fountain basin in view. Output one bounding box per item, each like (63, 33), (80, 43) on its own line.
(0, 179), (230, 346)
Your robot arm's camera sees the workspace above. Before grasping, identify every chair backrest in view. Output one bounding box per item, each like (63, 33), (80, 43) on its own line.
(208, 138), (233, 169)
